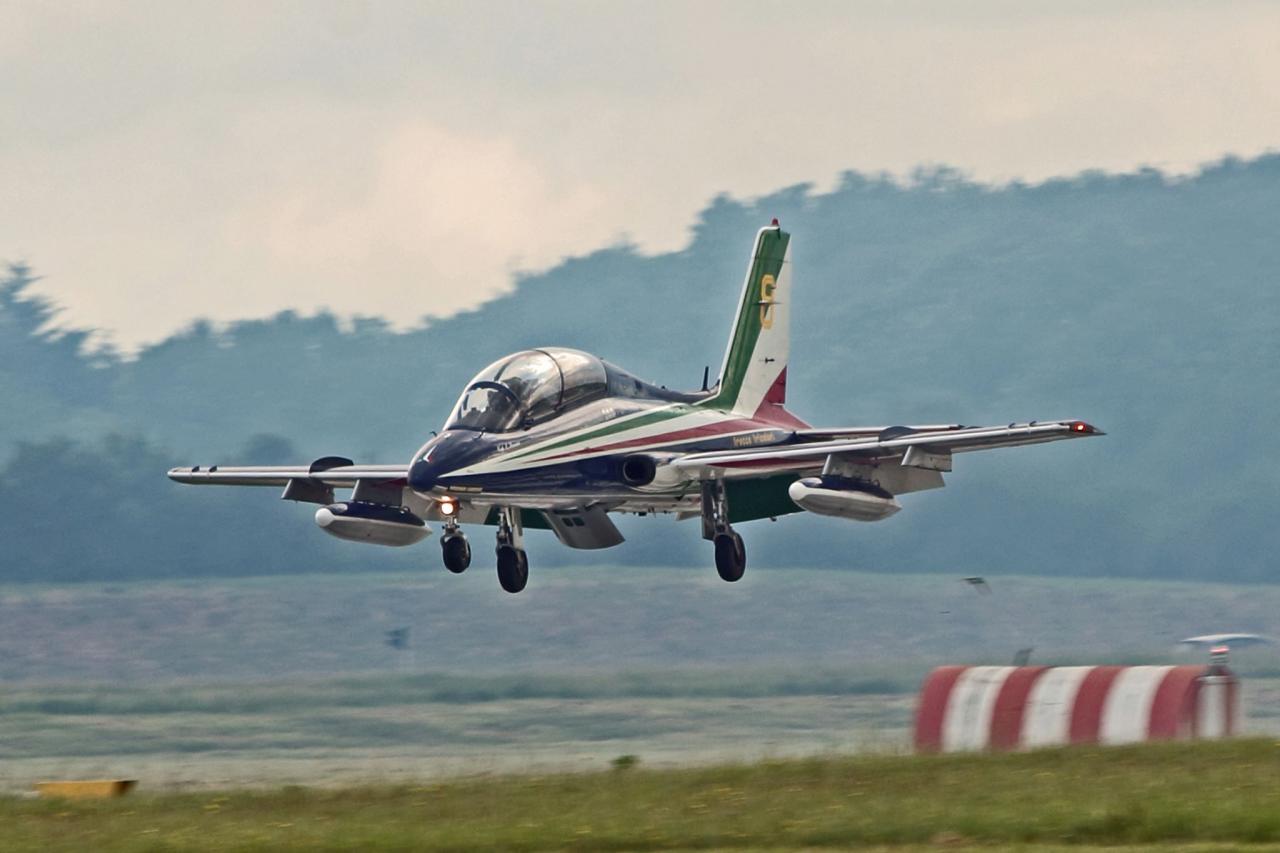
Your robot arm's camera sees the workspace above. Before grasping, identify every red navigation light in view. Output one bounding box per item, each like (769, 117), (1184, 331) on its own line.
(1071, 422), (1089, 433)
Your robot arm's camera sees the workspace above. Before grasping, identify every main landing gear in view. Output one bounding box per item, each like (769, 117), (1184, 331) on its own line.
(702, 480), (746, 582)
(439, 507), (528, 592)
(494, 506), (529, 594)
(713, 530), (746, 582)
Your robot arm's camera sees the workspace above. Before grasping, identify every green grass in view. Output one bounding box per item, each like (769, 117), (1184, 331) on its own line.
(5, 740), (1280, 851)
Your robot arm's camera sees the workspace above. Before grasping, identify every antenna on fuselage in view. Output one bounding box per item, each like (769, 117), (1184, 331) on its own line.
(701, 365), (710, 392)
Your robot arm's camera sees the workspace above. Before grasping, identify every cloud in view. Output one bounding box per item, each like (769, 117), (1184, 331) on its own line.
(3, 103), (615, 348)
(236, 120), (613, 322)
(3, 1), (1280, 348)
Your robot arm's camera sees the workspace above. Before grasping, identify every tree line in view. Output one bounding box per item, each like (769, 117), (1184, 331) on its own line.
(3, 155), (1279, 582)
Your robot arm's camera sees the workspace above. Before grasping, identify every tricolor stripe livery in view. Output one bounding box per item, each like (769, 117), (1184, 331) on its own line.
(166, 222), (1105, 595)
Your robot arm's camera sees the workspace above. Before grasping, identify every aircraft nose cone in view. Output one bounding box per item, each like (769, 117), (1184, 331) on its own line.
(408, 458), (436, 492)
(408, 431), (478, 493)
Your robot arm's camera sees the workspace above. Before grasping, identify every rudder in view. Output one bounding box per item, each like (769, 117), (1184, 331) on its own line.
(704, 223), (792, 418)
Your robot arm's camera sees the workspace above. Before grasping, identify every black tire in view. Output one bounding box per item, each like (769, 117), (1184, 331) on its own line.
(496, 545), (529, 593)
(714, 531), (746, 582)
(442, 535), (471, 573)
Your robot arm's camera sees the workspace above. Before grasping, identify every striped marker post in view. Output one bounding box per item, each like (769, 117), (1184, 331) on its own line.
(914, 664), (1238, 753)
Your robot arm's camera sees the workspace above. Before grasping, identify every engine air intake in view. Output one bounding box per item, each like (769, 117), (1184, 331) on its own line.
(621, 454), (658, 487)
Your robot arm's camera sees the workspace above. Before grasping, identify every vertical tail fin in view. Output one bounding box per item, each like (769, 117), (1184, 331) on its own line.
(705, 223), (794, 420)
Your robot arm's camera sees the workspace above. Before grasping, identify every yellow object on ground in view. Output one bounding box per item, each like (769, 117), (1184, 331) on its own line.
(35, 780), (136, 799)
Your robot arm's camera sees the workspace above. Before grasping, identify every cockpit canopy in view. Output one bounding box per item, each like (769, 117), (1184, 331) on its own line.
(446, 348), (609, 432)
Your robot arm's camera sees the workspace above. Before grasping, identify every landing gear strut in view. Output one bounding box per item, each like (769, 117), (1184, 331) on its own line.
(441, 518), (471, 574)
(702, 480), (745, 582)
(495, 506), (529, 593)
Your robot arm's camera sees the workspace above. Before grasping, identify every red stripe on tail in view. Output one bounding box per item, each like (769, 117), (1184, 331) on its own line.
(752, 368), (810, 429)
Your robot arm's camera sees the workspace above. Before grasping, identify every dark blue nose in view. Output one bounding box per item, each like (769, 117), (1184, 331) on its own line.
(407, 431), (479, 492)
(408, 457), (438, 492)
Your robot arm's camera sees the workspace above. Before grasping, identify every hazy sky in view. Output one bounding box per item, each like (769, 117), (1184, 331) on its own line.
(4, 1), (1279, 349)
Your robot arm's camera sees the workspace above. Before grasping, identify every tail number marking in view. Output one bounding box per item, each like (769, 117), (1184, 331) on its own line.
(758, 274), (776, 329)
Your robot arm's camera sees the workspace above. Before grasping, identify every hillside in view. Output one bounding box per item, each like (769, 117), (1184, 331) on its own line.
(3, 157), (1279, 581)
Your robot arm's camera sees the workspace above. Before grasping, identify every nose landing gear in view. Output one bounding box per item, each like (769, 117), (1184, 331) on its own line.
(441, 531), (471, 573)
(439, 506), (471, 573)
(495, 506), (529, 593)
(702, 480), (746, 582)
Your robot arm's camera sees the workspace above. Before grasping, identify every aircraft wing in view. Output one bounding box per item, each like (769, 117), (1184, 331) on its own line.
(168, 463), (408, 487)
(168, 462), (635, 550)
(671, 419), (1103, 476)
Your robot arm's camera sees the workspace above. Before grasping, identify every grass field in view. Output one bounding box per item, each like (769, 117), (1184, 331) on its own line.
(6, 739), (1280, 852)
(4, 667), (1279, 795)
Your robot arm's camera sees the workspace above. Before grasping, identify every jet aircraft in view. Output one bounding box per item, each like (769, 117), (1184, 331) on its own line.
(169, 223), (1103, 593)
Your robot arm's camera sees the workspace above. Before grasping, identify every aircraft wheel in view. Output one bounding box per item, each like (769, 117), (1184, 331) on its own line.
(442, 534), (471, 574)
(496, 545), (529, 593)
(714, 531), (746, 582)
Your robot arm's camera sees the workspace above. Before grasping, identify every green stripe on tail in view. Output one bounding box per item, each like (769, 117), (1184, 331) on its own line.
(702, 226), (790, 412)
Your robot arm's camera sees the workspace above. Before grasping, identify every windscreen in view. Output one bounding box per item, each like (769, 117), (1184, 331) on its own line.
(445, 349), (609, 432)
(449, 382), (522, 432)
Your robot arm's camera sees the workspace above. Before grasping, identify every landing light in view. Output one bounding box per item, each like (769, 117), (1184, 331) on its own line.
(439, 497), (458, 517)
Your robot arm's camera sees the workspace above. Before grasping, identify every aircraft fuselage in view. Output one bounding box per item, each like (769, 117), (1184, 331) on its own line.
(166, 223), (1103, 594)
(408, 386), (796, 501)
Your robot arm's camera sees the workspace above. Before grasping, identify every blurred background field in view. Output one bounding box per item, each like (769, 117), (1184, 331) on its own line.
(6, 567), (1280, 682)
(2, 567), (1278, 792)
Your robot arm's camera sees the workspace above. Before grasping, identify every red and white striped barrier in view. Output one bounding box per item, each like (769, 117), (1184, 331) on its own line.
(915, 664), (1238, 753)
